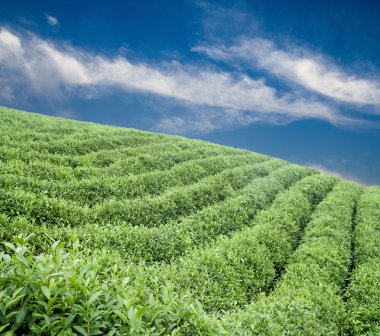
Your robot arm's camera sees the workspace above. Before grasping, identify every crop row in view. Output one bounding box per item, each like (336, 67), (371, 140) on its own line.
(223, 181), (362, 335)
(0, 124), (179, 157)
(0, 108), (246, 163)
(2, 133), (156, 156)
(0, 145), (250, 184)
(158, 172), (336, 312)
(0, 160), (287, 258)
(0, 112), (168, 155)
(345, 187), (380, 335)
(49, 163), (310, 263)
(91, 159), (283, 227)
(0, 154), (267, 206)
(0, 159), (280, 228)
(0, 134), (243, 173)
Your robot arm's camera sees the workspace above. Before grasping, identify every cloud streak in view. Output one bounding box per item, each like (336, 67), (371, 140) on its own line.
(0, 27), (371, 133)
(194, 38), (380, 106)
(307, 163), (367, 185)
(46, 14), (59, 27)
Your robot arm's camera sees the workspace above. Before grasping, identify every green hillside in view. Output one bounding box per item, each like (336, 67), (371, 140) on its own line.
(0, 106), (379, 335)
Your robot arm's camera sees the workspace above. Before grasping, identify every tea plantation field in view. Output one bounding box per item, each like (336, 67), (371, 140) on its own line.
(0, 106), (379, 335)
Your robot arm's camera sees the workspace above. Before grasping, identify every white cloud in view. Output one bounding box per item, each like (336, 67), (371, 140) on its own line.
(307, 163), (366, 185)
(0, 29), (22, 50)
(155, 115), (216, 134)
(0, 83), (15, 102)
(0, 29), (24, 67)
(46, 14), (59, 27)
(194, 38), (380, 106)
(0, 27), (370, 133)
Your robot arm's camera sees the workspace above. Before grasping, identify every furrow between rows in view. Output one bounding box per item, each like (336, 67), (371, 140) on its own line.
(344, 187), (380, 335)
(222, 180), (362, 335)
(158, 171), (336, 312)
(0, 158), (279, 228)
(92, 158), (283, 227)
(43, 160), (296, 261)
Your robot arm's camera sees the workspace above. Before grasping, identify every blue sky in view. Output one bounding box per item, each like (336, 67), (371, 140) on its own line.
(0, 0), (380, 184)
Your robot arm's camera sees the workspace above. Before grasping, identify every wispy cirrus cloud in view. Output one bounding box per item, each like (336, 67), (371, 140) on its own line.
(0, 27), (372, 134)
(46, 14), (59, 27)
(194, 38), (380, 106)
(307, 163), (367, 185)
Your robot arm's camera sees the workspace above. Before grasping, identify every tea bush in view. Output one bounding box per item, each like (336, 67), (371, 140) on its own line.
(0, 106), (378, 335)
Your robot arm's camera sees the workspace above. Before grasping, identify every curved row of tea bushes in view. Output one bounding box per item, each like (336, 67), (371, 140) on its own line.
(69, 145), (252, 180)
(53, 138), (243, 170)
(0, 109), (239, 159)
(1, 128), (160, 156)
(161, 172), (336, 311)
(56, 163), (308, 263)
(345, 187), (380, 335)
(0, 108), (246, 166)
(0, 130), (252, 179)
(0, 158), (77, 182)
(0, 139), (242, 180)
(90, 153), (266, 201)
(64, 140), (245, 170)
(0, 188), (91, 227)
(93, 159), (283, 227)
(235, 173), (337, 273)
(222, 181), (362, 335)
(0, 238), (217, 335)
(0, 159), (279, 228)
(1, 114), (171, 155)
(0, 154), (267, 206)
(19, 133), (158, 156)
(0, 140), (188, 168)
(0, 160), (284, 254)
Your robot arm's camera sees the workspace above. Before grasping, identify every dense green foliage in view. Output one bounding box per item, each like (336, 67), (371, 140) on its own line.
(222, 181), (362, 335)
(0, 107), (379, 335)
(345, 187), (380, 335)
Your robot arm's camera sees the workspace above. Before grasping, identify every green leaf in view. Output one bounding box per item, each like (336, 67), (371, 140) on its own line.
(32, 312), (44, 319)
(5, 295), (24, 311)
(41, 286), (51, 300)
(2, 242), (16, 251)
(5, 311), (18, 321)
(65, 314), (76, 327)
(114, 310), (128, 323)
(14, 254), (29, 267)
(89, 310), (104, 321)
(162, 288), (169, 303)
(52, 241), (60, 250)
(13, 237), (25, 246)
(136, 307), (146, 320)
(43, 314), (50, 325)
(87, 291), (102, 306)
(15, 307), (27, 325)
(0, 324), (10, 333)
(12, 287), (24, 298)
(73, 325), (88, 336)
(128, 307), (136, 327)
(122, 277), (130, 287)
(36, 300), (48, 311)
